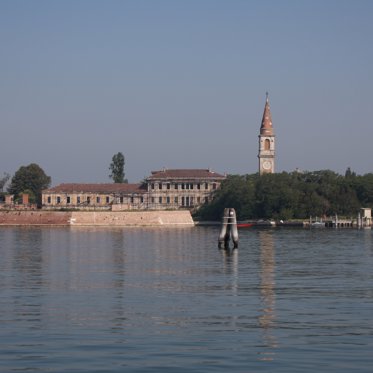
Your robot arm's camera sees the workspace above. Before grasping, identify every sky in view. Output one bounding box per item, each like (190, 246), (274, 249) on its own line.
(1, 0), (373, 185)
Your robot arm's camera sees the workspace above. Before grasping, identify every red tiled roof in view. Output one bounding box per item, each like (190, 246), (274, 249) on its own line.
(147, 169), (226, 180)
(43, 183), (146, 194)
(43, 169), (226, 193)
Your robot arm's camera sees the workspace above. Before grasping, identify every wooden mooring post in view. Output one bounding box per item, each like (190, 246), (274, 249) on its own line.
(218, 208), (239, 249)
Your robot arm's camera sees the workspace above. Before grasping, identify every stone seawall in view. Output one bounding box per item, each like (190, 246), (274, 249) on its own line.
(0, 211), (71, 225)
(0, 210), (194, 226)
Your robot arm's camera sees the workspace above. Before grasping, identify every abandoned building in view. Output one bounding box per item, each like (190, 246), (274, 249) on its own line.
(42, 168), (226, 211)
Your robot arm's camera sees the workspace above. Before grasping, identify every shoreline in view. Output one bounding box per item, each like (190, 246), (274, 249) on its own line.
(1, 211), (368, 229)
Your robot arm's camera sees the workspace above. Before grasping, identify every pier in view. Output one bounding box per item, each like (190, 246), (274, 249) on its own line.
(324, 218), (354, 228)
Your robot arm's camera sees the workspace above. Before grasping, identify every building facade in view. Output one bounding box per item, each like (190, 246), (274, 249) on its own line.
(42, 183), (147, 210)
(146, 168), (225, 210)
(42, 169), (226, 211)
(258, 93), (275, 175)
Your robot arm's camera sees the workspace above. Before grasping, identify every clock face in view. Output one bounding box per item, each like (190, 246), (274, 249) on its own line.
(263, 161), (272, 170)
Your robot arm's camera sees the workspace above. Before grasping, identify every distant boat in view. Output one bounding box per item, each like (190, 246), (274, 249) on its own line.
(310, 221), (325, 228)
(255, 220), (276, 227)
(237, 222), (254, 228)
(309, 216), (326, 228)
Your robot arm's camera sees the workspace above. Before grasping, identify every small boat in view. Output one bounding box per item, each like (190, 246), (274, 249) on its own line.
(310, 221), (325, 228)
(309, 216), (326, 228)
(237, 222), (254, 228)
(255, 219), (276, 227)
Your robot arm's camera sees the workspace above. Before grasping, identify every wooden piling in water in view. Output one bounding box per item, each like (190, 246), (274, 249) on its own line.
(218, 208), (238, 249)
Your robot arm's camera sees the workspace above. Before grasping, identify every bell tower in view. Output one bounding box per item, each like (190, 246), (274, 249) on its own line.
(258, 93), (275, 175)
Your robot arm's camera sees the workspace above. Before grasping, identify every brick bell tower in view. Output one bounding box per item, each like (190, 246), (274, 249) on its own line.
(258, 92), (275, 175)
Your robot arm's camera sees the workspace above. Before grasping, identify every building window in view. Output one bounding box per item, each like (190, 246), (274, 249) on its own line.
(166, 196), (170, 204)
(213, 183), (217, 190)
(264, 138), (270, 150)
(151, 183), (155, 189)
(190, 197), (194, 206)
(181, 197), (191, 207)
(167, 183), (170, 190)
(174, 197), (178, 204)
(130, 196), (134, 203)
(159, 196), (162, 204)
(140, 196), (144, 203)
(56, 196), (61, 204)
(197, 197), (201, 204)
(205, 183), (208, 190)
(120, 196), (123, 203)
(190, 184), (194, 190)
(181, 183), (185, 190)
(175, 184), (178, 190)
(106, 196), (110, 204)
(67, 196), (71, 204)
(197, 183), (201, 190)
(159, 183), (162, 190)
(87, 196), (91, 204)
(77, 196), (81, 204)
(47, 196), (51, 204)
(151, 197), (155, 203)
(96, 196), (100, 204)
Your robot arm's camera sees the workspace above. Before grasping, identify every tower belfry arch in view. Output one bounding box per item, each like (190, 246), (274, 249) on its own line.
(258, 93), (275, 175)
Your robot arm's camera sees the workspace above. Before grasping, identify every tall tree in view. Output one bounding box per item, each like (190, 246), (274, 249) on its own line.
(8, 163), (51, 207)
(109, 152), (127, 183)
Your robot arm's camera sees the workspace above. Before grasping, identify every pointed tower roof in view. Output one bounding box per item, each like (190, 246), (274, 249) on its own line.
(260, 92), (274, 136)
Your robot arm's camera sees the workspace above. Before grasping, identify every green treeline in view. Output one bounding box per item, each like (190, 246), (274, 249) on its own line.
(196, 169), (373, 221)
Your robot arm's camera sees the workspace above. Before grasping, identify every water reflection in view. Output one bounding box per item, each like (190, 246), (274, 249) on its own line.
(258, 230), (277, 360)
(1, 226), (372, 372)
(111, 229), (126, 282)
(11, 228), (44, 331)
(364, 229), (372, 253)
(221, 249), (239, 297)
(110, 229), (127, 332)
(13, 227), (44, 284)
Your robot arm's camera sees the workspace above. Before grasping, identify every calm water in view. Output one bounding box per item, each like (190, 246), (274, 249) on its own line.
(0, 226), (372, 372)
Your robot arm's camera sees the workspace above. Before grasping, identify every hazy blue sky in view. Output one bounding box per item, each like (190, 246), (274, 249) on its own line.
(1, 0), (372, 185)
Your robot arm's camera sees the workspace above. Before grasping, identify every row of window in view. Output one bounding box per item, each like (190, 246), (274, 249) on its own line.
(49, 196), (146, 205)
(150, 182), (217, 190)
(151, 196), (208, 206)
(47, 195), (208, 206)
(48, 196), (113, 204)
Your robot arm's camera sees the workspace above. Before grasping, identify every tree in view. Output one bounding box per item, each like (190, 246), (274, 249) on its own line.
(196, 169), (370, 221)
(356, 173), (373, 207)
(195, 174), (258, 221)
(109, 152), (127, 183)
(8, 163), (51, 207)
(0, 172), (10, 192)
(345, 167), (356, 178)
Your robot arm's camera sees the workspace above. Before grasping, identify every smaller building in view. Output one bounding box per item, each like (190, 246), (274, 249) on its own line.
(359, 208), (372, 228)
(42, 183), (147, 210)
(0, 193), (37, 210)
(42, 168), (226, 211)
